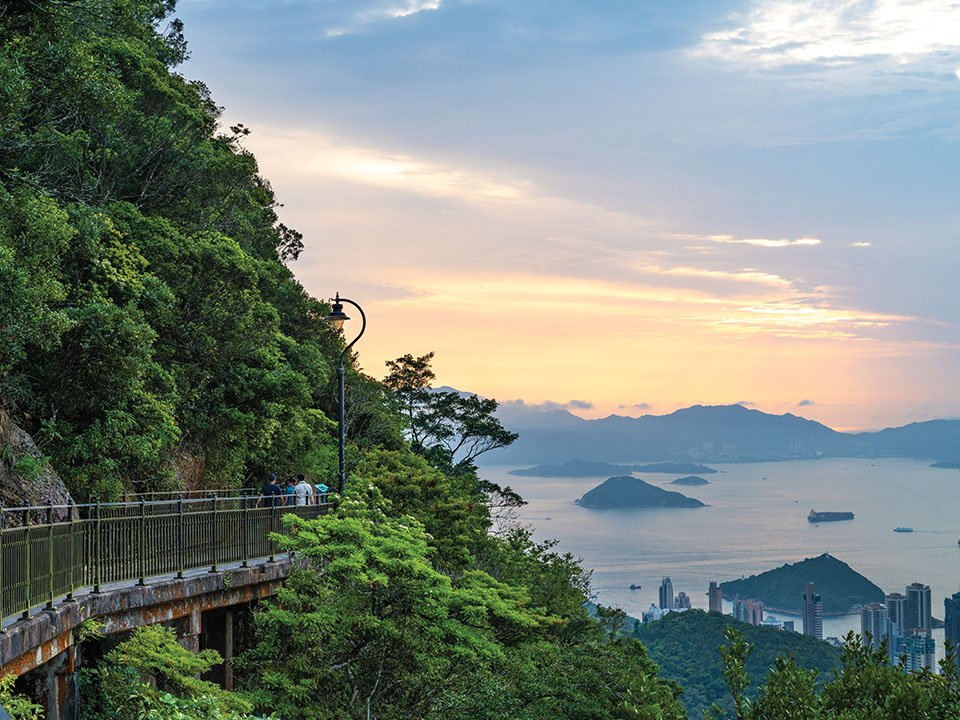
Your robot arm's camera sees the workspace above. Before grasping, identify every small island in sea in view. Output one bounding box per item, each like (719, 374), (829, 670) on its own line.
(670, 475), (709, 486)
(633, 462), (718, 474)
(509, 459), (636, 477)
(930, 460), (960, 470)
(575, 476), (706, 509)
(718, 553), (884, 615)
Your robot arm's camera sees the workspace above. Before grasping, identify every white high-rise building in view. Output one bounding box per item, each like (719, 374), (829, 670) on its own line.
(861, 602), (887, 649)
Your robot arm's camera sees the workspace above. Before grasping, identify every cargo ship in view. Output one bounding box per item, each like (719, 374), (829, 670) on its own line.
(808, 509), (854, 522)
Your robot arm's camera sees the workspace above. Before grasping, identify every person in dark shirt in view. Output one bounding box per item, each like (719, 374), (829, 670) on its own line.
(256, 473), (282, 508)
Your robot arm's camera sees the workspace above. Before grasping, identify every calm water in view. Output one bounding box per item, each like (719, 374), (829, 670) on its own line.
(482, 458), (959, 654)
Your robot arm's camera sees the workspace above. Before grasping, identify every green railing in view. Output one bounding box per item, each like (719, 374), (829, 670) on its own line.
(0, 495), (333, 626)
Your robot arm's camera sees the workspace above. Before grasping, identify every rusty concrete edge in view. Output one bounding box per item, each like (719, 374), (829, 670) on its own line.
(0, 558), (291, 676)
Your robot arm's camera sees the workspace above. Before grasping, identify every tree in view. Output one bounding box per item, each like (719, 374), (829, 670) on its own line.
(237, 482), (544, 720)
(383, 352), (517, 472)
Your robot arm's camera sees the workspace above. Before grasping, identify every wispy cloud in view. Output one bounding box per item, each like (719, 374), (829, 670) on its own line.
(708, 235), (821, 248)
(695, 0), (960, 76)
(797, 399), (816, 406)
(635, 264), (793, 288)
(326, 0), (443, 37)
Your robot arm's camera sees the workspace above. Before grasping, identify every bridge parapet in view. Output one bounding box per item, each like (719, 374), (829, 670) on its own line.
(0, 495), (332, 629)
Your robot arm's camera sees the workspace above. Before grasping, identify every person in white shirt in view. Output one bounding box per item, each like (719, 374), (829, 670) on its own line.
(294, 474), (314, 506)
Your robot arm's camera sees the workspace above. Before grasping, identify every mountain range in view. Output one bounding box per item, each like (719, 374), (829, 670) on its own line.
(484, 402), (960, 465)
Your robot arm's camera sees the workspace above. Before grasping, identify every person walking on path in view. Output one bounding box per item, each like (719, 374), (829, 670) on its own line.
(284, 477), (297, 506)
(256, 474), (282, 508)
(294, 474), (314, 506)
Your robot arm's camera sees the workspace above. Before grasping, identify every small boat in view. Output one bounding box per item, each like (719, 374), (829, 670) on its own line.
(629, 584), (642, 590)
(894, 527), (913, 533)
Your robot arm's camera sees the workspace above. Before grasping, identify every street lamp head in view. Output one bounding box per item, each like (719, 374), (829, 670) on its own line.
(325, 293), (350, 332)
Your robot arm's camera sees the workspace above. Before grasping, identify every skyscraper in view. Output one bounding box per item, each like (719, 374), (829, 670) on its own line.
(708, 581), (722, 613)
(860, 602), (887, 649)
(801, 582), (822, 639)
(675, 591), (691, 610)
(904, 628), (935, 671)
(906, 582), (932, 631)
(659, 577), (674, 610)
(885, 592), (907, 664)
(945, 592), (960, 678)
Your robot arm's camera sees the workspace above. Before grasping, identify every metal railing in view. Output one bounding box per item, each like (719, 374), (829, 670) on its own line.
(0, 495), (333, 626)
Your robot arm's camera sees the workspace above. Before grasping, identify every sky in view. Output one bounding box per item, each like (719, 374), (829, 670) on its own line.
(175, 0), (960, 431)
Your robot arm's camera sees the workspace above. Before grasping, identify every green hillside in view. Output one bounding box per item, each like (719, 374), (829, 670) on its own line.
(634, 610), (843, 718)
(719, 553), (884, 614)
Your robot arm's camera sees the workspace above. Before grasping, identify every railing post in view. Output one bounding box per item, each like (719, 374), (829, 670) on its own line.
(93, 497), (102, 594)
(22, 498), (30, 620)
(269, 502), (276, 563)
(46, 497), (54, 610)
(209, 495), (218, 573)
(176, 496), (184, 579)
(66, 500), (75, 602)
(241, 492), (249, 568)
(137, 497), (146, 586)
(0, 502), (5, 630)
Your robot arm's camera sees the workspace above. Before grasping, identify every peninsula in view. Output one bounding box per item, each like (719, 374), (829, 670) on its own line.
(575, 476), (706, 509)
(509, 459), (634, 477)
(634, 462), (718, 474)
(719, 553), (884, 615)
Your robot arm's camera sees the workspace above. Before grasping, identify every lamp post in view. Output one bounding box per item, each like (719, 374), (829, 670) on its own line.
(324, 293), (366, 494)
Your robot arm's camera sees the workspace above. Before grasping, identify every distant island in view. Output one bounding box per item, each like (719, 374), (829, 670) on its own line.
(670, 475), (709, 486)
(509, 459), (718, 477)
(575, 476), (705, 509)
(634, 462), (718, 474)
(509, 459), (634, 477)
(931, 461), (960, 470)
(719, 553), (884, 615)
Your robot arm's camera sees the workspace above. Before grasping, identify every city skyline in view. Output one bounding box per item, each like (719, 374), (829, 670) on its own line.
(175, 1), (960, 430)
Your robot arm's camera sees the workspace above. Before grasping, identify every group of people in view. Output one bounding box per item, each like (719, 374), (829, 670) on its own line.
(255, 473), (331, 508)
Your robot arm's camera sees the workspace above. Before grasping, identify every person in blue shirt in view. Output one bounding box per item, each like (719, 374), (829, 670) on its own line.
(283, 477), (297, 506)
(256, 474), (282, 508)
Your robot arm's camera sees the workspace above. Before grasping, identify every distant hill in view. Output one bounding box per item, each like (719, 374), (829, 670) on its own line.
(670, 475), (709, 486)
(576, 476), (705, 509)
(634, 462), (718, 474)
(634, 610), (843, 718)
(931, 460), (960, 470)
(509, 459), (634, 477)
(719, 553), (884, 615)
(483, 402), (960, 465)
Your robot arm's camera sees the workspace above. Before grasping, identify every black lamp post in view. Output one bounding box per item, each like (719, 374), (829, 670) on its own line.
(324, 293), (366, 494)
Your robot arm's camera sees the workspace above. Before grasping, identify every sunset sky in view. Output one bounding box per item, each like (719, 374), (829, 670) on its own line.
(177, 0), (959, 431)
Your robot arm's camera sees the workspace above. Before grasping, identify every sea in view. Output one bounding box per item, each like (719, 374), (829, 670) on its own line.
(479, 457), (959, 660)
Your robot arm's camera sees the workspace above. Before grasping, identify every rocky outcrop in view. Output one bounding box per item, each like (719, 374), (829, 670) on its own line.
(0, 412), (73, 520)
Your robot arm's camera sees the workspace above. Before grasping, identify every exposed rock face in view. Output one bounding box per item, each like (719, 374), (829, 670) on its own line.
(0, 412), (74, 521)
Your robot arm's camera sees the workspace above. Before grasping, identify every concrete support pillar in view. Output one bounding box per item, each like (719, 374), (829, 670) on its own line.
(223, 609), (234, 691)
(32, 646), (77, 720)
(179, 606), (202, 654)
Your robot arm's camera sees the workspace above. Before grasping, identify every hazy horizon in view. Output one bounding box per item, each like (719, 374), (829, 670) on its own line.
(176, 0), (960, 431)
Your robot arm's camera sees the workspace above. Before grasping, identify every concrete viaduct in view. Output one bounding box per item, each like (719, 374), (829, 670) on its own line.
(0, 495), (330, 719)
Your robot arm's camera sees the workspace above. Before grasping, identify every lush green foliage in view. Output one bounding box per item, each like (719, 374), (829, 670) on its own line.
(80, 625), (269, 720)
(718, 554), (885, 615)
(634, 610), (843, 718)
(708, 627), (960, 720)
(0, 0), (370, 498)
(0, 675), (43, 720)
